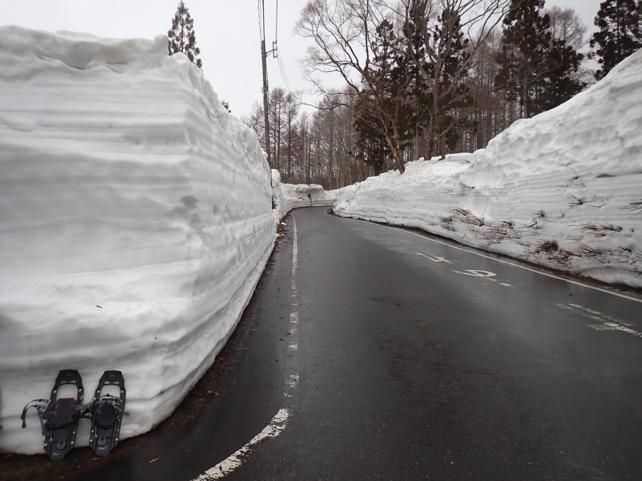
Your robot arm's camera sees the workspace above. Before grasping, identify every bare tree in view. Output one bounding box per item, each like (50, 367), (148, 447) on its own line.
(400, 0), (508, 159)
(298, 0), (411, 172)
(547, 6), (587, 50)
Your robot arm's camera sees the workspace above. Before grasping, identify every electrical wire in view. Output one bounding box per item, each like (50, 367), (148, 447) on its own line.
(257, 0), (264, 42)
(278, 55), (290, 91)
(275, 0), (279, 44)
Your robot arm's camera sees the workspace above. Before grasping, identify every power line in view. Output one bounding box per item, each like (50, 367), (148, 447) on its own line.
(257, 0), (263, 41)
(271, 0), (279, 60)
(278, 55), (290, 91)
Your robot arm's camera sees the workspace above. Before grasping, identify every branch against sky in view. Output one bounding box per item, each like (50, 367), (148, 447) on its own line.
(297, 0), (409, 172)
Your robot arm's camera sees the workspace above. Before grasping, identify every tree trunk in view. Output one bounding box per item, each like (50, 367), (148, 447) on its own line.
(385, 132), (404, 174)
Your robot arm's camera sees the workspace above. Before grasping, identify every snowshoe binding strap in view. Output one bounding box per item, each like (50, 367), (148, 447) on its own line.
(20, 399), (49, 431)
(88, 370), (126, 456)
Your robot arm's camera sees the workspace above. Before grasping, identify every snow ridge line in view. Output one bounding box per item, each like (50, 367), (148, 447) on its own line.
(191, 217), (301, 481)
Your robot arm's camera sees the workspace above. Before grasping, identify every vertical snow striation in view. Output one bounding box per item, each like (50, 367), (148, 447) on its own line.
(0, 27), (274, 453)
(335, 51), (642, 288)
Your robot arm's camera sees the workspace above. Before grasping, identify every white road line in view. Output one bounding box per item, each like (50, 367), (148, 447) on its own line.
(398, 227), (642, 304)
(192, 409), (290, 481)
(191, 218), (302, 481)
(558, 303), (642, 339)
(291, 218), (299, 279)
(416, 252), (453, 264)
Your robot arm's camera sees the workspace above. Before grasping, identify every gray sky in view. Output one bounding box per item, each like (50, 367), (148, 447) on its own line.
(1, 0), (602, 117)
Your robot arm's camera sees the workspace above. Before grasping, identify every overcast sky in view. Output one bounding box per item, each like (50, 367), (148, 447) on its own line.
(1, 0), (602, 117)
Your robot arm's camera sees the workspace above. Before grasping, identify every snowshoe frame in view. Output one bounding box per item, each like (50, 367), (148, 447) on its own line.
(86, 370), (126, 456)
(21, 369), (84, 460)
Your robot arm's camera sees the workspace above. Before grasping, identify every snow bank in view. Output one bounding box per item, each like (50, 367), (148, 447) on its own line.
(335, 51), (642, 288)
(271, 169), (336, 220)
(0, 27), (275, 453)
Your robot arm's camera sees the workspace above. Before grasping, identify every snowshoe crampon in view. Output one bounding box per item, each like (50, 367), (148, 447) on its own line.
(88, 370), (126, 456)
(21, 369), (84, 460)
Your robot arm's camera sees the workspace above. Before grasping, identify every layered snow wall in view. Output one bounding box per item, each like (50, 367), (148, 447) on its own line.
(336, 51), (642, 288)
(0, 27), (275, 453)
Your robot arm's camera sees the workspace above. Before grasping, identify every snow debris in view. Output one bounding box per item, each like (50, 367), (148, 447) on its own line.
(335, 51), (642, 288)
(0, 27), (275, 453)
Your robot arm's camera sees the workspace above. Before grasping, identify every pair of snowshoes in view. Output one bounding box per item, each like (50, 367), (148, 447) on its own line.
(21, 369), (126, 460)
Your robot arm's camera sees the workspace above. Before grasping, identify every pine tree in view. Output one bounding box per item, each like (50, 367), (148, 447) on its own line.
(541, 38), (585, 111)
(430, 7), (473, 154)
(496, 0), (583, 118)
(168, 1), (203, 69)
(399, 0), (432, 156)
(590, 0), (642, 80)
(496, 0), (552, 117)
(354, 19), (410, 172)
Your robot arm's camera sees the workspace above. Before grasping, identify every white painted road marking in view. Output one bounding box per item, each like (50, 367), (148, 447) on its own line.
(192, 409), (290, 481)
(557, 303), (642, 339)
(453, 269), (497, 279)
(417, 252), (453, 264)
(398, 227), (642, 304)
(417, 252), (513, 287)
(191, 218), (302, 481)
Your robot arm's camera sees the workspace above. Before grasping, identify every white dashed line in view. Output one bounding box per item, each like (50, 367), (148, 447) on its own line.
(558, 303), (642, 339)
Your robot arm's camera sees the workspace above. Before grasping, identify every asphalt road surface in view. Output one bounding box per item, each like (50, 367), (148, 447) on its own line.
(2, 207), (642, 481)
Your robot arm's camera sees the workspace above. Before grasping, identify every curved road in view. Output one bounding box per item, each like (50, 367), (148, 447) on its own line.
(2, 207), (642, 481)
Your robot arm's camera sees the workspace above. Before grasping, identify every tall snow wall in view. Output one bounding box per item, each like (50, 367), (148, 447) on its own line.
(335, 51), (642, 288)
(0, 27), (275, 453)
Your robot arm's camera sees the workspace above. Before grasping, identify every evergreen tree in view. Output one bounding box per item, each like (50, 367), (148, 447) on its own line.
(496, 0), (553, 117)
(590, 0), (642, 80)
(399, 0), (432, 154)
(496, 0), (583, 118)
(430, 7), (473, 154)
(397, 2), (474, 158)
(168, 1), (203, 69)
(541, 38), (585, 111)
(354, 19), (410, 172)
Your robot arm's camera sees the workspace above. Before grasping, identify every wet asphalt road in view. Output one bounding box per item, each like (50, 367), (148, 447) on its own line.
(2, 207), (642, 481)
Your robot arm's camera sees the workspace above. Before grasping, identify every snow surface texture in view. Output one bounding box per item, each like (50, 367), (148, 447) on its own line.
(271, 169), (336, 221)
(0, 27), (275, 453)
(335, 51), (642, 288)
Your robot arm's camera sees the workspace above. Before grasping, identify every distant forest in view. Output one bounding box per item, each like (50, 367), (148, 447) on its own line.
(242, 0), (641, 188)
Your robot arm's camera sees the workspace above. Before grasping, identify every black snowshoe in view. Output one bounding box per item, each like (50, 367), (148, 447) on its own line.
(21, 369), (84, 460)
(87, 370), (126, 456)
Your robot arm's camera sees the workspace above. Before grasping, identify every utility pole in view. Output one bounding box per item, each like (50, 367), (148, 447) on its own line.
(260, 0), (272, 167)
(261, 38), (271, 167)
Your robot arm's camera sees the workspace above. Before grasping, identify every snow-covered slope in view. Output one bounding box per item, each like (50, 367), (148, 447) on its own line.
(336, 51), (642, 288)
(0, 27), (275, 453)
